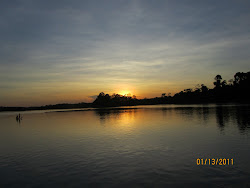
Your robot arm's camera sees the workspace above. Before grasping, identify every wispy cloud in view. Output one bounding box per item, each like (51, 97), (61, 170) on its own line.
(1, 0), (250, 106)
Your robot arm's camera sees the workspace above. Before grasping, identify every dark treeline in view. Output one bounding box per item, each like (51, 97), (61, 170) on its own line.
(0, 102), (91, 112)
(1, 71), (250, 111)
(93, 93), (139, 107)
(170, 71), (250, 104)
(93, 71), (250, 107)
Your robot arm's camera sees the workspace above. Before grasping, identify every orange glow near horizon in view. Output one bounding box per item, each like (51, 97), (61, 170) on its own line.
(119, 90), (132, 96)
(1, 82), (209, 107)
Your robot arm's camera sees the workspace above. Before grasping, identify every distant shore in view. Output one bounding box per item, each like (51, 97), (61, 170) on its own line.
(1, 101), (249, 112)
(1, 71), (249, 112)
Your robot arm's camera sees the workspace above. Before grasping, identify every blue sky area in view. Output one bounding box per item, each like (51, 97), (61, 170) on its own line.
(0, 0), (250, 106)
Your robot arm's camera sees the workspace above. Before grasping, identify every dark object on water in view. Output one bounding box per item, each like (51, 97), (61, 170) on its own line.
(16, 114), (22, 122)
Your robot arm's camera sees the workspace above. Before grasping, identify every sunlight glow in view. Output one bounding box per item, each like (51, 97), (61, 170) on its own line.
(119, 91), (132, 96)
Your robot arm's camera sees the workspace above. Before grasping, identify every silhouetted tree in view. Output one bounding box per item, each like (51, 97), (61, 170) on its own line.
(184, 88), (192, 93)
(93, 92), (138, 107)
(221, 80), (227, 87)
(201, 84), (208, 93)
(214, 75), (222, 88)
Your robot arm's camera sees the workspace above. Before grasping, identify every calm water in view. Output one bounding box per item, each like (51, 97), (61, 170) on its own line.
(0, 104), (250, 187)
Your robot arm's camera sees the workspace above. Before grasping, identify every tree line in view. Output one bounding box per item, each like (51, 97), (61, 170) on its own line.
(1, 71), (249, 111)
(93, 71), (250, 107)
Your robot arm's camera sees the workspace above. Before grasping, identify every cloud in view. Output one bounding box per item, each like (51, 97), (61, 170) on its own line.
(1, 0), (250, 105)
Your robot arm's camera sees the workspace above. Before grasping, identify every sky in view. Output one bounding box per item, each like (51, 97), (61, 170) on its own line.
(1, 0), (250, 106)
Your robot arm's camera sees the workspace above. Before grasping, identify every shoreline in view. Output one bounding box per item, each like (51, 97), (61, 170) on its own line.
(1, 102), (249, 113)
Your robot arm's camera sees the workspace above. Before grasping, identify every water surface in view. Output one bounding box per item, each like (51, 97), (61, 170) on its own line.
(0, 104), (250, 187)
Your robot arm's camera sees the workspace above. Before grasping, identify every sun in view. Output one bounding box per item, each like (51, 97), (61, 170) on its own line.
(119, 90), (131, 96)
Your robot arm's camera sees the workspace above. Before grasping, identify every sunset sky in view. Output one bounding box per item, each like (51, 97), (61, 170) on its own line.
(1, 0), (250, 106)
